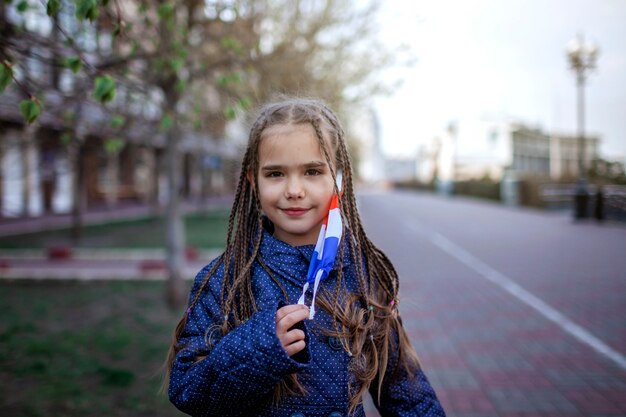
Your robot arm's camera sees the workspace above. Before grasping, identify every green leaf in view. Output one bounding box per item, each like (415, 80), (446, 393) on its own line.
(110, 115), (125, 128)
(75, 0), (99, 22)
(157, 3), (174, 19)
(160, 114), (173, 131)
(223, 105), (237, 120)
(216, 72), (242, 87)
(19, 98), (42, 124)
(238, 96), (252, 111)
(169, 58), (183, 73)
(60, 132), (73, 145)
(16, 0), (28, 12)
(46, 0), (61, 16)
(220, 36), (242, 54)
(174, 42), (188, 59)
(0, 63), (13, 93)
(104, 138), (125, 154)
(216, 75), (228, 87)
(63, 57), (82, 74)
(174, 78), (187, 93)
(93, 75), (115, 103)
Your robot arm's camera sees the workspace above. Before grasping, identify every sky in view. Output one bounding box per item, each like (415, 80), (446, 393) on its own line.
(373, 0), (626, 165)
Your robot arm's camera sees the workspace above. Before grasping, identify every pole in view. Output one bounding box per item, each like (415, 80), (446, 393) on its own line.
(573, 44), (590, 219)
(577, 71), (585, 180)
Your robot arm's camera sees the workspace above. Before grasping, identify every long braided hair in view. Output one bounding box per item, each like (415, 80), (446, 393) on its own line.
(165, 97), (420, 414)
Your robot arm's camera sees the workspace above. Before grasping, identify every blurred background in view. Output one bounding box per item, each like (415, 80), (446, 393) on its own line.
(1, 1), (625, 416)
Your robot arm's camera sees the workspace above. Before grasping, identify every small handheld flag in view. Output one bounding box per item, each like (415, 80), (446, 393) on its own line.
(298, 172), (343, 319)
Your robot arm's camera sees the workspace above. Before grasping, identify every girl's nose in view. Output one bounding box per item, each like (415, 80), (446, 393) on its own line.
(285, 177), (305, 199)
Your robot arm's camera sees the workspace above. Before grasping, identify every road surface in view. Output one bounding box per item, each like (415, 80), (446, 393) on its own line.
(358, 190), (626, 416)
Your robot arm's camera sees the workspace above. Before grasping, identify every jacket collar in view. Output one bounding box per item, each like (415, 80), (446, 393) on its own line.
(258, 220), (354, 286)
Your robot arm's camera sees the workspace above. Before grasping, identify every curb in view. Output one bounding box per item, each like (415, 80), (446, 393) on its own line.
(0, 248), (222, 281)
(0, 266), (204, 281)
(0, 248), (222, 261)
(0, 197), (234, 237)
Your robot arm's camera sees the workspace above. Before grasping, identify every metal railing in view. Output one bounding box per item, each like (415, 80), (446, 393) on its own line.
(540, 183), (626, 222)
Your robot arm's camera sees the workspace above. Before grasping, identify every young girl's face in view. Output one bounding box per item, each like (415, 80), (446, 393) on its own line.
(255, 123), (336, 246)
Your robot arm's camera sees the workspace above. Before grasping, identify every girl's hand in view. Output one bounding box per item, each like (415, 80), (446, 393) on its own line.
(275, 304), (309, 357)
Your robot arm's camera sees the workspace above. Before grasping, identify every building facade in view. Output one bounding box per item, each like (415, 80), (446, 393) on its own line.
(0, 93), (239, 218)
(417, 118), (600, 185)
(0, 2), (240, 218)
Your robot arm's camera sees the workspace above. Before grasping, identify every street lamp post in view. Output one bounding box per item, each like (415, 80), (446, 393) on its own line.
(566, 34), (598, 219)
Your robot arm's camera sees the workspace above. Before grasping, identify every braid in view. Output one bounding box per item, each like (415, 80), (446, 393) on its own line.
(220, 155), (250, 309)
(310, 100), (417, 413)
(220, 118), (268, 327)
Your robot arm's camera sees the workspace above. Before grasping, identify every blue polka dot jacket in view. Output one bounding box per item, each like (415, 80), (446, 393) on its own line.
(169, 228), (446, 417)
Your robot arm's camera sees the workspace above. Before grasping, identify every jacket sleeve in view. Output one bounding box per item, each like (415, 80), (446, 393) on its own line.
(369, 316), (446, 417)
(168, 261), (311, 416)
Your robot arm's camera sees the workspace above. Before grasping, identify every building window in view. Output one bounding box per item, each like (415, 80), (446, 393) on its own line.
(489, 129), (498, 147)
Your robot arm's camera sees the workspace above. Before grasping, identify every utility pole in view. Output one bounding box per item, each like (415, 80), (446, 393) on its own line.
(566, 33), (598, 219)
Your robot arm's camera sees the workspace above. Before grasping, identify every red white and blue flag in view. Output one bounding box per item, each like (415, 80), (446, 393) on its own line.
(298, 172), (343, 319)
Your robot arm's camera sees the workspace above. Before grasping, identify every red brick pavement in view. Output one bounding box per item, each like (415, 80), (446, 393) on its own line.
(356, 191), (626, 417)
(394, 246), (626, 417)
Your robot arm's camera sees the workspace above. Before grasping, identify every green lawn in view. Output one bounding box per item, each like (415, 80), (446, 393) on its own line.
(0, 210), (230, 249)
(0, 281), (191, 417)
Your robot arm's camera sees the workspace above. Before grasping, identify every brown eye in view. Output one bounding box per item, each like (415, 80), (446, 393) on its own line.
(305, 169), (321, 176)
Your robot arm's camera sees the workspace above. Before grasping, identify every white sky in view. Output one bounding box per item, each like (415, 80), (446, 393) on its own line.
(373, 0), (626, 165)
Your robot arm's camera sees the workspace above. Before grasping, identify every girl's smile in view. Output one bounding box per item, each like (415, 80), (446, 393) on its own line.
(281, 207), (311, 216)
(255, 123), (335, 246)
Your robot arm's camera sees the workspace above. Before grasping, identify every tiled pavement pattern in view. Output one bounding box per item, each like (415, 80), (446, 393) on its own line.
(401, 270), (626, 416)
(358, 191), (626, 417)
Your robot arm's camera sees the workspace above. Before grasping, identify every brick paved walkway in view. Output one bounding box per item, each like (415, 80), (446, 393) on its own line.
(359, 191), (626, 417)
(403, 267), (626, 416)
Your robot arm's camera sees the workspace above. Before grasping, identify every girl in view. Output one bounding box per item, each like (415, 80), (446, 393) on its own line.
(166, 98), (446, 417)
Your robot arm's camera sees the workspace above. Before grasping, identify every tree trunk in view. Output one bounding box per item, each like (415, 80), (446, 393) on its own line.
(165, 114), (187, 308)
(151, 148), (163, 217)
(70, 140), (85, 242)
(67, 94), (87, 242)
(106, 151), (119, 208)
(21, 123), (37, 217)
(0, 139), (4, 218)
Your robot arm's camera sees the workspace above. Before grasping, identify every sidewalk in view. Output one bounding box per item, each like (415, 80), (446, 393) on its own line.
(0, 248), (221, 280)
(0, 197), (231, 280)
(0, 196), (233, 237)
